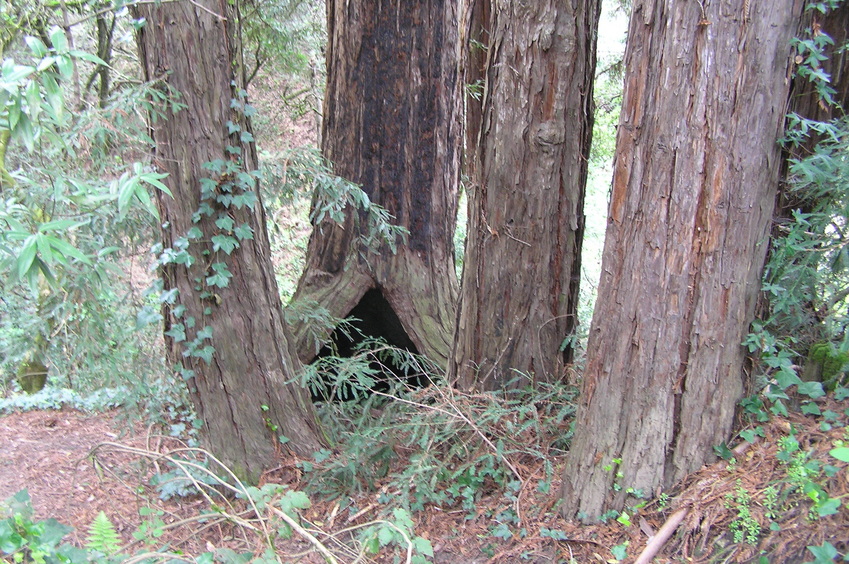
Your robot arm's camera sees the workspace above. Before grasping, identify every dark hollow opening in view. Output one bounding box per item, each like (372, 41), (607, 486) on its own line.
(310, 288), (425, 402)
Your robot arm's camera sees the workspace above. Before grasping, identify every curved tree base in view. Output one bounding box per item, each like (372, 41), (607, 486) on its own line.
(290, 243), (457, 370)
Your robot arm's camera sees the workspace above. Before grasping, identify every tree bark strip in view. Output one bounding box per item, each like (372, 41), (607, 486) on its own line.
(449, 0), (600, 390)
(561, 0), (804, 520)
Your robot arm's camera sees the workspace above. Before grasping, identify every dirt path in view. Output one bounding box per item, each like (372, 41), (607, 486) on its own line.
(0, 410), (156, 546)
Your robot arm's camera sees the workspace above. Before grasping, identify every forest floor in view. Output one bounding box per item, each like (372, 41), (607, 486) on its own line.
(1, 399), (847, 563)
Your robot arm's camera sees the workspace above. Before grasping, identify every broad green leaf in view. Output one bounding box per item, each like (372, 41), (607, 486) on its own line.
(36, 55), (57, 73)
(116, 174), (139, 218)
(829, 447), (849, 462)
(233, 223), (253, 241)
(69, 50), (107, 66)
(49, 27), (69, 53)
(2, 63), (35, 83)
(36, 232), (55, 265)
(7, 96), (21, 132)
(139, 171), (172, 197)
(56, 55), (74, 81)
(133, 180), (158, 219)
(39, 219), (87, 232)
(215, 216), (235, 231)
(25, 79), (40, 121)
(16, 236), (37, 280)
(16, 113), (35, 152)
(44, 235), (91, 265)
(806, 542), (838, 564)
(798, 381), (825, 399)
(775, 368), (803, 389)
(24, 36), (48, 58)
(211, 234), (238, 254)
(41, 74), (62, 120)
(412, 536), (434, 557)
(377, 526), (394, 546)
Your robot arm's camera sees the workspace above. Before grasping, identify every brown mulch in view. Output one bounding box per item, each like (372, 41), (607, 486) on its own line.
(0, 409), (148, 546)
(1, 400), (847, 563)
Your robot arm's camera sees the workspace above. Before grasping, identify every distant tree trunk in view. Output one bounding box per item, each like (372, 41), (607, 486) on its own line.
(136, 0), (324, 483)
(561, 0), (804, 520)
(461, 0), (489, 175)
(768, 3), (849, 349)
(785, 2), (849, 160)
(289, 0), (462, 367)
(448, 0), (600, 390)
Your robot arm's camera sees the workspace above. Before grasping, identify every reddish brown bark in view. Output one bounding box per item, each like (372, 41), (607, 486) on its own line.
(449, 0), (600, 390)
(136, 0), (324, 482)
(289, 0), (462, 368)
(561, 0), (804, 520)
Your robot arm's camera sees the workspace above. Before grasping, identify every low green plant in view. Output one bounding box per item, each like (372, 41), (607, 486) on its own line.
(725, 480), (761, 545)
(805, 541), (847, 564)
(0, 490), (96, 564)
(85, 511), (120, 556)
(300, 360), (578, 542)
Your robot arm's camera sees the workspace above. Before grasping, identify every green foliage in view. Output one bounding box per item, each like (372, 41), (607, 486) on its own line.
(749, 1), (849, 414)
(301, 362), (577, 528)
(725, 480), (761, 544)
(0, 490), (88, 564)
(85, 511), (120, 556)
(805, 541), (846, 564)
(241, 0), (324, 83)
(264, 147), (409, 258)
(0, 19), (179, 406)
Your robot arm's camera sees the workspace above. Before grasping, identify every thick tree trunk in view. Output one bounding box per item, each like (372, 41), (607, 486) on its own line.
(448, 0), (600, 390)
(561, 0), (804, 520)
(289, 0), (461, 368)
(136, 0), (324, 483)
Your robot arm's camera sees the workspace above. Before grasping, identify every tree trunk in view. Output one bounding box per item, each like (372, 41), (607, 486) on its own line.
(135, 0), (325, 483)
(561, 0), (804, 520)
(289, 0), (462, 368)
(448, 0), (600, 390)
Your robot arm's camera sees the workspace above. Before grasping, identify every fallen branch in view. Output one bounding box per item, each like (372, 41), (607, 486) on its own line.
(634, 507), (689, 564)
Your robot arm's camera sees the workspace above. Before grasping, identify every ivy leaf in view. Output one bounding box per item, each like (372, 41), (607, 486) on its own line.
(490, 523), (512, 540)
(231, 191), (257, 209)
(805, 542), (838, 564)
(798, 381), (825, 399)
(234, 223), (254, 241)
(206, 262), (233, 288)
(610, 542), (629, 561)
(775, 367), (803, 389)
(801, 402), (821, 416)
(165, 323), (186, 343)
(412, 537), (434, 557)
(196, 325), (213, 341)
(192, 345), (215, 364)
(211, 234), (238, 254)
(215, 215), (235, 232)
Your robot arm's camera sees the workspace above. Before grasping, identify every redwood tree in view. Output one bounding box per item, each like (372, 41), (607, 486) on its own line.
(561, 0), (804, 519)
(289, 0), (461, 367)
(136, 0), (324, 482)
(449, 0), (601, 390)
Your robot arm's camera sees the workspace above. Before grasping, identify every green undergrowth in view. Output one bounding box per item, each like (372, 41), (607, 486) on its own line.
(301, 349), (578, 519)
